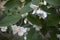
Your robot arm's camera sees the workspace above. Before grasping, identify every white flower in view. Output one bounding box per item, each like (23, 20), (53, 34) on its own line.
(30, 3), (38, 9)
(0, 26), (7, 32)
(33, 25), (42, 31)
(36, 9), (47, 19)
(11, 25), (28, 36)
(32, 9), (47, 19)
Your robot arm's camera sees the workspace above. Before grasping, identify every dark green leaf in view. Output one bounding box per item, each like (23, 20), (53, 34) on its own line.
(48, 26), (58, 40)
(27, 28), (44, 40)
(45, 0), (60, 6)
(0, 14), (21, 26)
(5, 0), (22, 9)
(27, 14), (44, 26)
(47, 8), (60, 26)
(25, 0), (31, 5)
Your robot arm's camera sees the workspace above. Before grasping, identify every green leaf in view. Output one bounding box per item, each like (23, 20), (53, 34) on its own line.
(31, 32), (44, 40)
(27, 28), (43, 40)
(27, 14), (44, 26)
(45, 0), (60, 6)
(48, 26), (58, 40)
(25, 0), (31, 5)
(5, 0), (22, 9)
(0, 14), (21, 26)
(47, 8), (60, 26)
(41, 26), (48, 36)
(27, 28), (35, 40)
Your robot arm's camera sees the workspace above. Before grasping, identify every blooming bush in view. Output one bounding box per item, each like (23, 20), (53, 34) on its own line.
(0, 0), (60, 40)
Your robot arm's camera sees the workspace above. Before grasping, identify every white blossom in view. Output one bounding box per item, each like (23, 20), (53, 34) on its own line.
(11, 25), (28, 36)
(30, 3), (38, 9)
(32, 8), (47, 19)
(33, 25), (42, 31)
(0, 26), (7, 32)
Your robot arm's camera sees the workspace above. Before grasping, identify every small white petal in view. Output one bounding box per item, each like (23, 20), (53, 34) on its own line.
(32, 10), (37, 14)
(36, 27), (42, 31)
(42, 12), (47, 19)
(44, 1), (47, 5)
(11, 25), (18, 34)
(33, 25), (37, 28)
(24, 18), (28, 24)
(35, 27), (40, 31)
(21, 13), (28, 17)
(28, 21), (33, 25)
(33, 25), (42, 31)
(24, 36), (27, 40)
(57, 34), (60, 38)
(18, 32), (24, 36)
(11, 25), (18, 31)
(30, 3), (38, 9)
(20, 27), (27, 33)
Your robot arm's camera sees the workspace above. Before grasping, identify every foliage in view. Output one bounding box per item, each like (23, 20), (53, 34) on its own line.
(0, 0), (60, 40)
